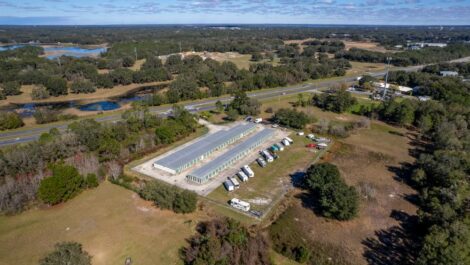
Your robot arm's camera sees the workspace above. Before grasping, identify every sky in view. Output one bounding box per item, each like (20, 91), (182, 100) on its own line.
(0, 0), (470, 25)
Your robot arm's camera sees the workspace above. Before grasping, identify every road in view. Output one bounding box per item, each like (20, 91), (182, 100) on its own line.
(1, 56), (469, 147)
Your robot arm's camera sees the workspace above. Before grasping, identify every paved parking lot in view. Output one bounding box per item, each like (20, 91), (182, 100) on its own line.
(132, 121), (289, 196)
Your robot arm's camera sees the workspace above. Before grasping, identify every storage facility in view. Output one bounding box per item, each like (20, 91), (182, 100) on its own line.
(153, 123), (256, 174)
(187, 129), (274, 184)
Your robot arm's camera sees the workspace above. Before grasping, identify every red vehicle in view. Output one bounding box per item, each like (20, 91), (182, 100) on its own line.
(306, 143), (317, 148)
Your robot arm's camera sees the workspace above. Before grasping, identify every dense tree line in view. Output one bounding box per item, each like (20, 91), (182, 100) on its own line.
(0, 105), (198, 213)
(335, 44), (470, 66)
(181, 218), (271, 265)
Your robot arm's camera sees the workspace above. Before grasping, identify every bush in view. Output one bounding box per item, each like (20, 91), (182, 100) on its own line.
(0, 90), (5, 100)
(0, 112), (24, 130)
(305, 163), (359, 220)
(85, 173), (99, 188)
(39, 242), (91, 265)
(44, 77), (68, 96)
(139, 180), (197, 213)
(38, 164), (84, 205)
(71, 79), (96, 94)
(312, 89), (357, 113)
(1, 81), (21, 96)
(31, 85), (50, 99)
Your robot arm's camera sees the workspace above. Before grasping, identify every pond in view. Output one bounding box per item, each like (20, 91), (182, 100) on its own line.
(78, 101), (120, 112)
(0, 44), (107, 59)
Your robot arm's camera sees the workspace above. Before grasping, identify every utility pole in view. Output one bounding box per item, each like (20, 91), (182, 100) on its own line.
(381, 56), (392, 100)
(179, 41), (182, 53)
(134, 47), (138, 61)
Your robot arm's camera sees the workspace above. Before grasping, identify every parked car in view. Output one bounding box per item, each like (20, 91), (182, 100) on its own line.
(297, 131), (304, 136)
(274, 143), (284, 151)
(281, 139), (290, 146)
(317, 143), (328, 149)
(254, 118), (263, 123)
(307, 134), (315, 140)
(272, 124), (279, 128)
(306, 143), (317, 148)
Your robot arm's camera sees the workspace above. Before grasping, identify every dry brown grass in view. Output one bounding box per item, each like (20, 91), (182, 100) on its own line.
(0, 182), (206, 265)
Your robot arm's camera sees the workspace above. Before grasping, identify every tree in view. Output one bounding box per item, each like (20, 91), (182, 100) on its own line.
(215, 100), (224, 113)
(44, 77), (68, 96)
(38, 164), (84, 205)
(229, 91), (261, 116)
(0, 112), (24, 130)
(305, 163), (359, 220)
(313, 89), (357, 113)
(85, 173), (99, 188)
(272, 108), (310, 129)
(71, 79), (96, 94)
(39, 242), (91, 265)
(251, 52), (263, 61)
(1, 81), (21, 96)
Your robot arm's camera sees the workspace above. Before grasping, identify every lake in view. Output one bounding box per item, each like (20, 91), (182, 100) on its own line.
(0, 44), (107, 59)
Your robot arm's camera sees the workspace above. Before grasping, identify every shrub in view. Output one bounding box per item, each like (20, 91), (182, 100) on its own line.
(85, 173), (99, 188)
(1, 81), (21, 96)
(0, 90), (5, 100)
(139, 180), (197, 213)
(38, 164), (84, 205)
(44, 77), (68, 96)
(31, 85), (50, 100)
(0, 112), (24, 130)
(39, 242), (91, 265)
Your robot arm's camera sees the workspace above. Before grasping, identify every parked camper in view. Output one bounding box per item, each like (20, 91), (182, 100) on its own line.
(224, 180), (235, 191)
(237, 171), (249, 182)
(242, 165), (255, 178)
(254, 118), (263, 123)
(274, 143), (284, 151)
(229, 176), (240, 189)
(230, 198), (250, 212)
(261, 150), (274, 162)
(315, 137), (331, 143)
(285, 137), (294, 144)
(257, 157), (267, 167)
(317, 143), (328, 149)
(281, 139), (290, 146)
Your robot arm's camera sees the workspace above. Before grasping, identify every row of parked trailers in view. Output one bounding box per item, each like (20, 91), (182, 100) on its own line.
(223, 165), (255, 191)
(228, 137), (294, 213)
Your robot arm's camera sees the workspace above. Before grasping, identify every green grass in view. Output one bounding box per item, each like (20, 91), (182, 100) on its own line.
(0, 182), (202, 265)
(207, 134), (324, 218)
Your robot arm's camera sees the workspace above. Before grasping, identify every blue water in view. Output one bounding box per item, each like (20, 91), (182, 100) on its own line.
(0, 44), (107, 59)
(78, 101), (120, 111)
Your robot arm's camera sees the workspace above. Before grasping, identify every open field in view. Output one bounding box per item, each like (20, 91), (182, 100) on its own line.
(347, 61), (387, 76)
(0, 182), (205, 265)
(207, 133), (327, 215)
(270, 120), (417, 264)
(343, 40), (395, 53)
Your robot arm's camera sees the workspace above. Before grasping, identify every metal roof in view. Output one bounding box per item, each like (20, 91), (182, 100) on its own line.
(188, 128), (274, 180)
(154, 123), (256, 171)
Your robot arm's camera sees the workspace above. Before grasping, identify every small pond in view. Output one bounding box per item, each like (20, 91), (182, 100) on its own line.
(0, 44), (107, 59)
(78, 101), (120, 112)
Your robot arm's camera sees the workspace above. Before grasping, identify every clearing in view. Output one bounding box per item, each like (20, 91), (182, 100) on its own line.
(0, 182), (205, 265)
(271, 119), (417, 264)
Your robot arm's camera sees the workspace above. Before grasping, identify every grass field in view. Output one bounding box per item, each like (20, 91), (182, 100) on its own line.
(269, 120), (417, 264)
(347, 61), (387, 76)
(0, 182), (205, 265)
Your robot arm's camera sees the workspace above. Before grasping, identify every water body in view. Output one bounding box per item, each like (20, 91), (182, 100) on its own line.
(0, 44), (107, 59)
(78, 101), (120, 111)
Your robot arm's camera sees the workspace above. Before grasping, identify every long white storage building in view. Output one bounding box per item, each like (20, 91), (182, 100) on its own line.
(153, 123), (256, 174)
(187, 128), (274, 184)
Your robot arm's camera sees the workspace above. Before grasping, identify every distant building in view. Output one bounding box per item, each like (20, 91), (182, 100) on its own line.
(440, 71), (459, 77)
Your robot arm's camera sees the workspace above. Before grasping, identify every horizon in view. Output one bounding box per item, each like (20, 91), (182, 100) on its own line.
(1, 0), (470, 25)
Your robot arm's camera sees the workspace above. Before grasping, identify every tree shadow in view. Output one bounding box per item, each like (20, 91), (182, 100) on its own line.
(289, 171), (306, 188)
(362, 210), (421, 265)
(388, 162), (415, 187)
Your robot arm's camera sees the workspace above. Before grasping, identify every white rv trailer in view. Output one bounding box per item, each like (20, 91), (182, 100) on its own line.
(237, 171), (249, 182)
(230, 198), (251, 212)
(242, 165), (255, 177)
(229, 176), (240, 189)
(224, 180), (235, 191)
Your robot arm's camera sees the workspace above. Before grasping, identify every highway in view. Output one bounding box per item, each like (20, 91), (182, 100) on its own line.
(1, 56), (469, 147)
